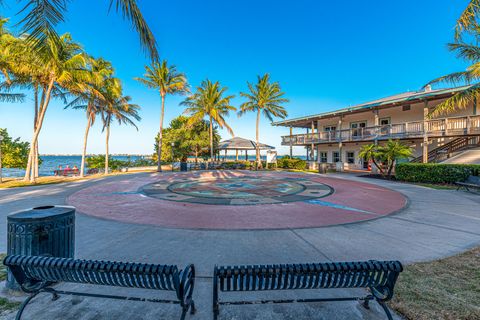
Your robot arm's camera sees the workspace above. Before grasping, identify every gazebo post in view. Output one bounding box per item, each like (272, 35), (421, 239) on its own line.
(236, 149), (238, 161)
(245, 150), (248, 161)
(224, 149), (227, 162)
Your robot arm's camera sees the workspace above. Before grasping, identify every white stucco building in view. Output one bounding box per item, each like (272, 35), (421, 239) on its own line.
(273, 86), (480, 170)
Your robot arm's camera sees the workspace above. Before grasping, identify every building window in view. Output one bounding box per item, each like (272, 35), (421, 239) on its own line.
(333, 151), (340, 163)
(324, 125), (336, 131)
(347, 152), (355, 164)
(320, 152), (328, 163)
(402, 105), (411, 111)
(380, 117), (391, 125)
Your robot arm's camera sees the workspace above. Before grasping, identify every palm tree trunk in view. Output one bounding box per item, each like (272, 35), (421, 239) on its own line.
(80, 115), (92, 178)
(33, 85), (39, 179)
(209, 116), (214, 162)
(157, 93), (166, 172)
(24, 79), (54, 182)
(256, 109), (261, 170)
(105, 124), (110, 175)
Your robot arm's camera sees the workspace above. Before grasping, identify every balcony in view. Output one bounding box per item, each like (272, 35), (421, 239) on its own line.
(281, 115), (480, 146)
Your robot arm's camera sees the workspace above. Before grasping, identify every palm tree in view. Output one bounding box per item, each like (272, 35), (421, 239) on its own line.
(8, 0), (158, 60)
(380, 140), (412, 177)
(66, 57), (115, 177)
(135, 60), (189, 171)
(20, 33), (88, 182)
(359, 144), (384, 175)
(455, 0), (480, 39)
(101, 83), (141, 174)
(424, 35), (480, 117)
(181, 80), (235, 162)
(239, 74), (288, 169)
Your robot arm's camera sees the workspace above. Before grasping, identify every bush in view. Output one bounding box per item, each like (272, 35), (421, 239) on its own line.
(395, 163), (480, 184)
(277, 157), (307, 170)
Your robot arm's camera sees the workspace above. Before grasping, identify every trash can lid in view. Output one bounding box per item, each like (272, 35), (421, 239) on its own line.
(7, 206), (75, 222)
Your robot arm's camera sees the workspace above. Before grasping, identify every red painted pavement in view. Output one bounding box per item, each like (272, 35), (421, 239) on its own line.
(67, 171), (407, 230)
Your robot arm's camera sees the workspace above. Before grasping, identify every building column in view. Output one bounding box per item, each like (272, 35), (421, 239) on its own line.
(289, 126), (293, 157)
(310, 121), (315, 160)
(474, 97), (478, 115)
(337, 116), (344, 171)
(373, 109), (379, 145)
(423, 100), (429, 163)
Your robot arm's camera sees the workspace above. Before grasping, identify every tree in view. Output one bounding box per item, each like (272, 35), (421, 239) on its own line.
(239, 74), (288, 169)
(135, 60), (189, 171)
(359, 143), (384, 175)
(455, 0), (480, 39)
(181, 80), (235, 161)
(101, 85), (141, 175)
(359, 140), (412, 178)
(8, 0), (158, 60)
(66, 57), (115, 177)
(153, 116), (219, 163)
(0, 128), (30, 170)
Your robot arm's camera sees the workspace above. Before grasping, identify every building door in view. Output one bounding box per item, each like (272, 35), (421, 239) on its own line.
(351, 122), (367, 138)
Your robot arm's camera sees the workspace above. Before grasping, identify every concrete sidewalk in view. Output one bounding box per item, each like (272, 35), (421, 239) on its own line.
(1, 172), (479, 319)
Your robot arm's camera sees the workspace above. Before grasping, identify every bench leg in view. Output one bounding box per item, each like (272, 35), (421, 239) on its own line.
(16, 292), (39, 320)
(377, 300), (393, 320)
(189, 300), (196, 315)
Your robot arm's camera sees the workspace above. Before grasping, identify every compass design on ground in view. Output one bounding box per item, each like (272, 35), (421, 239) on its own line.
(141, 176), (333, 205)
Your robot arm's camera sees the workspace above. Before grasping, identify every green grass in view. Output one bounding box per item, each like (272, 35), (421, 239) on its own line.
(390, 247), (480, 320)
(415, 183), (459, 190)
(0, 253), (21, 313)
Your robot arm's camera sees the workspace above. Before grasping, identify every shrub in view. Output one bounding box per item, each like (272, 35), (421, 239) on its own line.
(277, 157), (307, 170)
(395, 163), (480, 184)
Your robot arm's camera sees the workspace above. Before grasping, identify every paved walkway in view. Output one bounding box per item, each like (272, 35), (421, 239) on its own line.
(67, 171), (406, 229)
(1, 172), (480, 320)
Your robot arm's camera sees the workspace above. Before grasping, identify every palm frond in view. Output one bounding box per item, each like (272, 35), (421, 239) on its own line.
(0, 92), (25, 102)
(428, 84), (480, 117)
(455, 0), (480, 39)
(109, 0), (158, 61)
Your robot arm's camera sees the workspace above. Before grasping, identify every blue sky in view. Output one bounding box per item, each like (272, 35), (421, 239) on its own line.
(0, 0), (469, 155)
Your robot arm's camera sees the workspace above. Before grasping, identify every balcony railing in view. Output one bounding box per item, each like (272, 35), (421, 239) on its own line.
(281, 115), (480, 145)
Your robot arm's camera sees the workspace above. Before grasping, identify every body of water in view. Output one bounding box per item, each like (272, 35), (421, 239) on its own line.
(3, 155), (144, 178)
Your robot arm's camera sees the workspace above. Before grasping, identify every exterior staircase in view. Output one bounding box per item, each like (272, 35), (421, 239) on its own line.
(411, 136), (480, 163)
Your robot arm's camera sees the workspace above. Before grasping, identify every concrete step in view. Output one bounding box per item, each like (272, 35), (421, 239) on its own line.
(442, 147), (480, 164)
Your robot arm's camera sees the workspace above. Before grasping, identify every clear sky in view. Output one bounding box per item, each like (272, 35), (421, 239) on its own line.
(0, 0), (469, 155)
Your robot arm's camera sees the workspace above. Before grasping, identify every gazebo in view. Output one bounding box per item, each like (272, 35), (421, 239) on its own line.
(217, 137), (275, 161)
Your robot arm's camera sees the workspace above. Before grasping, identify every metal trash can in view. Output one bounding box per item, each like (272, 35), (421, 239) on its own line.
(180, 162), (188, 172)
(6, 205), (75, 290)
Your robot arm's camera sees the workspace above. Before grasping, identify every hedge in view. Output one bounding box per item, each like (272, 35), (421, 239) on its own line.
(395, 163), (480, 184)
(277, 157), (307, 170)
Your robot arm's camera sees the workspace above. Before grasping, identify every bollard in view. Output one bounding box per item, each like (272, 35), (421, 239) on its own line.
(5, 205), (75, 290)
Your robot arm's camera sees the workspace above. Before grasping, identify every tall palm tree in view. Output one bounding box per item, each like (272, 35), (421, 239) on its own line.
(135, 60), (189, 171)
(20, 33), (88, 182)
(66, 57), (115, 177)
(239, 74), (288, 169)
(181, 80), (235, 162)
(101, 85), (141, 175)
(6, 0), (158, 60)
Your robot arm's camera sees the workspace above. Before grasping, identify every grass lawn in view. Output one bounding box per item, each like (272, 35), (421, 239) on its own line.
(0, 253), (21, 314)
(390, 247), (480, 320)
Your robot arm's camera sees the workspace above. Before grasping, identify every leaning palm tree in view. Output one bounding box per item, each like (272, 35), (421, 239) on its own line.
(101, 85), (141, 175)
(181, 80), (235, 162)
(239, 74), (288, 169)
(66, 57), (115, 177)
(20, 33), (88, 182)
(135, 60), (189, 171)
(7, 0), (158, 60)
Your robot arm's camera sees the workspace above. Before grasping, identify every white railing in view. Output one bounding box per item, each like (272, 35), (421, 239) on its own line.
(281, 115), (480, 145)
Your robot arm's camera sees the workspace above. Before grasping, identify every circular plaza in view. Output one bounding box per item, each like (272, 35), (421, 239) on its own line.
(67, 170), (407, 230)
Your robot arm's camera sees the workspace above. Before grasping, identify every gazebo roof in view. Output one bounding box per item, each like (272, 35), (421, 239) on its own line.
(218, 137), (275, 150)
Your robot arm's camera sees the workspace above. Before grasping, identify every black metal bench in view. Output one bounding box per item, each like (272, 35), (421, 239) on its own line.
(3, 255), (196, 320)
(456, 175), (480, 193)
(213, 260), (402, 320)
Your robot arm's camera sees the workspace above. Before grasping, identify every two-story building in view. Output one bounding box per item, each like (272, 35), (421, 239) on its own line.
(273, 85), (480, 170)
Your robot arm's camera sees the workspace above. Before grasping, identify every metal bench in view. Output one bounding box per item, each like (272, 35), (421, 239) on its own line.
(456, 175), (480, 193)
(3, 255), (196, 320)
(213, 260), (402, 320)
